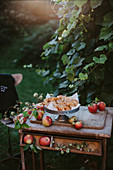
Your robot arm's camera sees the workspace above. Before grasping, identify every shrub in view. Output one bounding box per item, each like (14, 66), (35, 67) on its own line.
(41, 0), (113, 106)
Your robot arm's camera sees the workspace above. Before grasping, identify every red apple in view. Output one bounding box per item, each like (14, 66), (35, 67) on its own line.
(97, 101), (106, 111)
(75, 121), (83, 130)
(36, 111), (43, 120)
(36, 104), (44, 111)
(27, 110), (32, 118)
(39, 136), (50, 146)
(23, 134), (33, 144)
(17, 113), (27, 123)
(42, 116), (52, 127)
(88, 103), (98, 113)
(27, 110), (32, 115)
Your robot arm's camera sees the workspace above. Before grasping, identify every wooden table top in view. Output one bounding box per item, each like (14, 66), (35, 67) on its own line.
(1, 106), (112, 139)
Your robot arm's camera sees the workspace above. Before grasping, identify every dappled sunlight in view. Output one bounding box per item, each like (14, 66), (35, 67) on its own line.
(5, 0), (58, 25)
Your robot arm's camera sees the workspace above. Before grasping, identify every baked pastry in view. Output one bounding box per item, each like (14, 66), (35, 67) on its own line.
(42, 95), (78, 111)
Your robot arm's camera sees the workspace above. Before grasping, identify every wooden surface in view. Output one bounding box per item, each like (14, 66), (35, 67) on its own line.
(30, 107), (107, 129)
(1, 106), (112, 139)
(25, 113), (112, 138)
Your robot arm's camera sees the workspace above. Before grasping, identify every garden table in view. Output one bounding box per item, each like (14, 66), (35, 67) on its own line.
(1, 106), (113, 170)
(19, 106), (112, 170)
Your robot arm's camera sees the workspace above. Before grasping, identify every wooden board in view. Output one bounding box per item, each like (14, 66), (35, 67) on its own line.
(30, 107), (108, 130)
(74, 107), (107, 129)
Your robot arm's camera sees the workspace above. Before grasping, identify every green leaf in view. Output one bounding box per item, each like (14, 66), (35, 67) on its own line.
(74, 0), (87, 7)
(103, 12), (113, 27)
(30, 144), (37, 153)
(15, 121), (21, 129)
(44, 49), (51, 56)
(69, 17), (76, 23)
(71, 8), (81, 18)
(79, 73), (88, 81)
(57, 8), (65, 18)
(67, 49), (75, 55)
(93, 54), (107, 64)
(71, 9), (79, 17)
(83, 62), (94, 70)
(72, 40), (80, 48)
(36, 145), (42, 150)
(22, 123), (29, 128)
(90, 0), (103, 9)
(108, 42), (113, 50)
(65, 65), (75, 75)
(43, 43), (49, 50)
(67, 22), (76, 33)
(59, 44), (64, 53)
(53, 71), (61, 78)
(32, 109), (38, 118)
(41, 70), (50, 76)
(23, 111), (28, 117)
(62, 54), (69, 65)
(77, 42), (86, 51)
(62, 29), (69, 37)
(67, 74), (75, 81)
(72, 41), (86, 51)
(41, 52), (45, 58)
(49, 39), (57, 45)
(59, 80), (69, 89)
(99, 27), (113, 41)
(94, 45), (108, 51)
(24, 144), (30, 151)
(70, 56), (85, 68)
(58, 25), (65, 32)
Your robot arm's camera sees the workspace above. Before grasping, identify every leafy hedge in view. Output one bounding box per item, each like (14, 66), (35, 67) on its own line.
(41, 0), (113, 106)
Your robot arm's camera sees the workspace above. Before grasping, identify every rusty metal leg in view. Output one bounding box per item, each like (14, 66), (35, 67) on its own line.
(20, 146), (25, 170)
(40, 150), (44, 170)
(32, 150), (36, 170)
(7, 127), (12, 155)
(101, 138), (107, 170)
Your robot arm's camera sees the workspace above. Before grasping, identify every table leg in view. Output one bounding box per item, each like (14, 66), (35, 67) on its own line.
(7, 127), (12, 155)
(101, 138), (107, 170)
(20, 146), (25, 170)
(40, 150), (44, 170)
(32, 150), (36, 170)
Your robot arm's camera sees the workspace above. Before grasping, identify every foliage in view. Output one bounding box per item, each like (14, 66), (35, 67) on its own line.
(24, 139), (42, 153)
(41, 0), (113, 106)
(18, 21), (59, 67)
(0, 1), (58, 67)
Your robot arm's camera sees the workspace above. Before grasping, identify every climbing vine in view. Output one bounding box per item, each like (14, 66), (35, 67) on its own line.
(41, 0), (113, 106)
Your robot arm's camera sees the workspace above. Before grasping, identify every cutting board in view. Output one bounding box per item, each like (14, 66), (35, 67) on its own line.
(72, 107), (107, 129)
(30, 107), (107, 130)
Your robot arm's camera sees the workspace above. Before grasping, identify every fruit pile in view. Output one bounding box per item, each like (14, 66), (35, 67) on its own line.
(88, 101), (106, 113)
